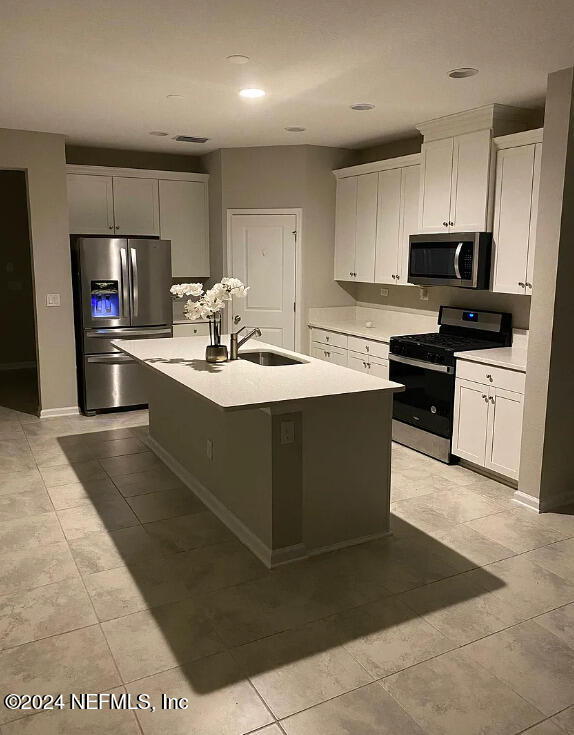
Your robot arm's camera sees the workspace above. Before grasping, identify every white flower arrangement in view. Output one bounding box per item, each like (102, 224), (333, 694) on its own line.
(170, 277), (249, 346)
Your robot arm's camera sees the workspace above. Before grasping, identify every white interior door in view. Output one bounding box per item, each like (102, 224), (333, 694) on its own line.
(230, 213), (296, 349)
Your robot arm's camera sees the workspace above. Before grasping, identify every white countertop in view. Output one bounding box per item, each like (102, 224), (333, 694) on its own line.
(455, 346), (528, 372)
(308, 317), (435, 343)
(114, 336), (403, 411)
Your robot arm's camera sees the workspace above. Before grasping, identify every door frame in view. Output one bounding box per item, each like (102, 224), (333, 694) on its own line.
(226, 208), (303, 352)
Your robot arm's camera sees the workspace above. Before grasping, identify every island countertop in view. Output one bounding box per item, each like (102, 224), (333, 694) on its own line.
(113, 336), (404, 411)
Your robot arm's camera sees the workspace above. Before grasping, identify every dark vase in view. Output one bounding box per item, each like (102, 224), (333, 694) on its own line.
(205, 312), (228, 363)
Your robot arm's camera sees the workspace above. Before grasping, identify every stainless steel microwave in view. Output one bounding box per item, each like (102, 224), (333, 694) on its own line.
(408, 232), (492, 289)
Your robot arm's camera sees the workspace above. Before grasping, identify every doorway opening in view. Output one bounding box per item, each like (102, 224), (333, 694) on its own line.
(0, 170), (39, 416)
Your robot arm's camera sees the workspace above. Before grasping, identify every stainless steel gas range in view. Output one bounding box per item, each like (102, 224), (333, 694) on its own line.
(389, 307), (512, 463)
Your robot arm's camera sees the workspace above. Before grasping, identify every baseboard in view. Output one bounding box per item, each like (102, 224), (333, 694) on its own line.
(512, 491), (541, 512)
(39, 406), (80, 418)
(514, 488), (574, 513)
(306, 530), (392, 558)
(0, 361), (36, 371)
(147, 434), (308, 568)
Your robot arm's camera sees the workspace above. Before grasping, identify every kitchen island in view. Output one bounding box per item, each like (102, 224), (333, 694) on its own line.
(114, 336), (403, 567)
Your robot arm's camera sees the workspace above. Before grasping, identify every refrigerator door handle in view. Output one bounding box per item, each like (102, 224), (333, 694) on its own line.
(130, 248), (139, 317)
(85, 327), (172, 338)
(120, 247), (130, 318)
(86, 354), (134, 364)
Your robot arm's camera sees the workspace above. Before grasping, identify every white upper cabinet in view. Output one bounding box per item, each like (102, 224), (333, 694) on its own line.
(374, 164), (420, 284)
(449, 129), (492, 231)
(354, 173), (378, 282)
(374, 168), (402, 284)
(112, 176), (159, 237)
(418, 137), (454, 233)
(492, 135), (542, 295)
(67, 174), (114, 234)
(334, 154), (420, 285)
(418, 130), (491, 233)
(334, 176), (358, 281)
(159, 180), (209, 277)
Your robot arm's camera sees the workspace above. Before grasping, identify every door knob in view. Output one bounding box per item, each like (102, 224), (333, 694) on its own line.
(234, 315), (241, 324)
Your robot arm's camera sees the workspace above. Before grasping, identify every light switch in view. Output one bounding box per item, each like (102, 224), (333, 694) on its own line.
(380, 288), (389, 297)
(280, 420), (295, 445)
(46, 293), (61, 307)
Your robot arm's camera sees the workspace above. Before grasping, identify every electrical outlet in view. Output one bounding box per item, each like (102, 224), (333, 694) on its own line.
(206, 439), (214, 461)
(380, 288), (389, 297)
(280, 420), (295, 445)
(419, 287), (429, 301)
(46, 293), (61, 307)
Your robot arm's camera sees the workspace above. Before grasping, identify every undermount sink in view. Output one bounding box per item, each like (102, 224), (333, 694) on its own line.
(239, 351), (304, 366)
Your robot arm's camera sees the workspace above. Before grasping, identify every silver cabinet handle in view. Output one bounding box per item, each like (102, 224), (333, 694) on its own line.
(486, 374), (493, 381)
(489, 395), (495, 403)
(234, 315), (241, 324)
(482, 394), (487, 400)
(130, 248), (139, 317)
(518, 281), (525, 287)
(525, 282), (532, 288)
(87, 354), (134, 364)
(443, 221), (448, 227)
(449, 221), (454, 226)
(365, 345), (369, 352)
(396, 274), (400, 281)
(120, 248), (128, 318)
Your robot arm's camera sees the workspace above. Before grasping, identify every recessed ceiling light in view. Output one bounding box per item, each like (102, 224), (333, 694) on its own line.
(166, 94), (184, 100)
(285, 126), (306, 132)
(239, 88), (266, 99)
(448, 67), (479, 79)
(226, 54), (250, 64)
(149, 131), (169, 136)
(350, 103), (375, 111)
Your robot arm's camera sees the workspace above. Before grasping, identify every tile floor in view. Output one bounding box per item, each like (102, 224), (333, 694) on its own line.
(0, 405), (574, 734)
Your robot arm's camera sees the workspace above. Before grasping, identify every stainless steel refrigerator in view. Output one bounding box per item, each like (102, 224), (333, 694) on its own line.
(71, 237), (172, 415)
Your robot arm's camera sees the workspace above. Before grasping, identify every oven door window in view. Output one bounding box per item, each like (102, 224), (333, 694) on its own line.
(409, 241), (473, 280)
(390, 359), (454, 438)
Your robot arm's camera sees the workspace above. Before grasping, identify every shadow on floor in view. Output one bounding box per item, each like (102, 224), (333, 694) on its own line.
(56, 423), (508, 696)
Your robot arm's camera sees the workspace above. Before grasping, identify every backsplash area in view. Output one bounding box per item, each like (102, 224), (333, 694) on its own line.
(344, 282), (531, 330)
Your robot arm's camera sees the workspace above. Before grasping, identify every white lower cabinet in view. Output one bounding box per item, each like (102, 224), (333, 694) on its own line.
(311, 344), (348, 367)
(172, 322), (210, 338)
(452, 364), (524, 480)
(348, 351), (389, 379)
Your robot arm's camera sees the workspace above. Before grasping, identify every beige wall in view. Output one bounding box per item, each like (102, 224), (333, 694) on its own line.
(348, 282), (531, 330)
(65, 145), (204, 173)
(344, 135), (422, 166)
(519, 67), (574, 510)
(203, 145), (355, 347)
(0, 129), (77, 412)
(0, 171), (36, 366)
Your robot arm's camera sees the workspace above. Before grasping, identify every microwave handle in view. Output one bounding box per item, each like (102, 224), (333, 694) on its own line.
(454, 242), (463, 279)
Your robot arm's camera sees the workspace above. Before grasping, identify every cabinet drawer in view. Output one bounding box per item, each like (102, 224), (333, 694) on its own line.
(173, 322), (210, 337)
(348, 351), (389, 379)
(347, 335), (388, 359)
(312, 343), (348, 367)
(456, 359), (525, 393)
(310, 328), (348, 349)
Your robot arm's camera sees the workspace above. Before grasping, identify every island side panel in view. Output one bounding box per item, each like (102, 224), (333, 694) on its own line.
(301, 391), (392, 552)
(146, 371), (274, 551)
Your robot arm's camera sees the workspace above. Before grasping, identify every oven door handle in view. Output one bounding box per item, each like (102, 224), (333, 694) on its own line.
(453, 242), (463, 280)
(389, 354), (454, 374)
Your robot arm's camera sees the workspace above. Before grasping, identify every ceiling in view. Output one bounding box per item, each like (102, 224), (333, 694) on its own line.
(1, 0), (573, 154)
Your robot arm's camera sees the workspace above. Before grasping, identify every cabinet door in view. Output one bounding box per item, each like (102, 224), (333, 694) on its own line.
(397, 164), (420, 283)
(449, 129), (491, 232)
(452, 378), (489, 465)
(312, 344), (347, 367)
(367, 357), (389, 380)
(486, 387), (524, 480)
(67, 174), (114, 234)
(334, 177), (357, 281)
(113, 177), (160, 236)
(354, 173), (378, 282)
(348, 352), (370, 373)
(419, 137), (454, 233)
(172, 322), (210, 337)
(159, 180), (209, 277)
(492, 144), (536, 294)
(374, 168), (401, 284)
(525, 142), (542, 294)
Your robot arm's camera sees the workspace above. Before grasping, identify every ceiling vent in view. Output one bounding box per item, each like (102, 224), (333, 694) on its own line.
(174, 135), (210, 144)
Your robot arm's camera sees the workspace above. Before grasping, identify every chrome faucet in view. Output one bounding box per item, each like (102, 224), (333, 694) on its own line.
(230, 326), (262, 360)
